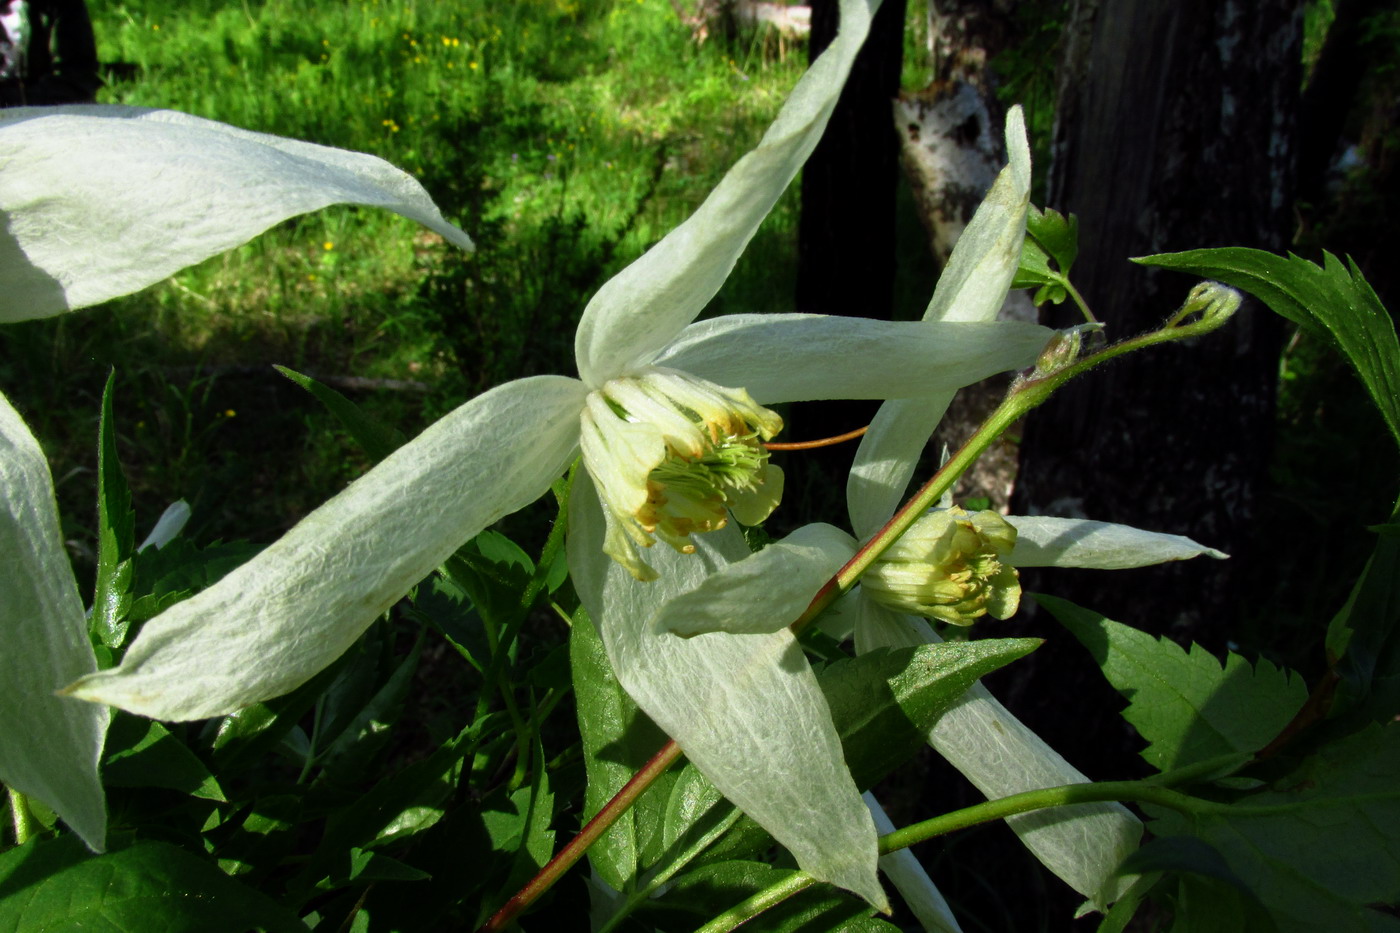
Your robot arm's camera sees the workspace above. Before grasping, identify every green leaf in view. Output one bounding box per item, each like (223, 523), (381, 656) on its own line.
(1119, 837), (1277, 933)
(570, 605), (675, 892)
(102, 714), (225, 801)
(210, 654), (350, 775)
(0, 836), (307, 933)
(1038, 595), (1307, 771)
(211, 794), (301, 879)
(1026, 204), (1079, 274)
(1148, 723), (1400, 933)
(1327, 507), (1400, 727)
(1133, 248), (1400, 450)
(275, 365), (406, 463)
(126, 537), (262, 623)
(318, 848), (430, 890)
(1012, 236), (1058, 290)
(93, 370), (136, 650)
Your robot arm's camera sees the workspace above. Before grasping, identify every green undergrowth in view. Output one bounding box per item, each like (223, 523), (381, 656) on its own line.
(4, 0), (807, 563)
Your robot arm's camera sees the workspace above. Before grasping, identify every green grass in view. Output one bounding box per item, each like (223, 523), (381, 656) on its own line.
(4, 0), (809, 565)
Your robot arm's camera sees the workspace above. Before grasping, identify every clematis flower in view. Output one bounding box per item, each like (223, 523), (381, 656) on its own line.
(50, 0), (1050, 904)
(666, 107), (1224, 915)
(0, 102), (475, 853)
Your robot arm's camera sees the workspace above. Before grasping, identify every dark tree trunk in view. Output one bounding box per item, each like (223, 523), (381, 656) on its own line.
(1005, 0), (1300, 778)
(782, 0), (907, 522)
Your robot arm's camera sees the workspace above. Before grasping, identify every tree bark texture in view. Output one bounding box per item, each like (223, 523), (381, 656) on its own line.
(1006, 0), (1301, 776)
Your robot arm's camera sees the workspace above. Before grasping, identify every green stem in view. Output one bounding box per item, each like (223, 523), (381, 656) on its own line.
(791, 285), (1238, 635)
(1064, 277), (1098, 324)
(691, 871), (819, 933)
(878, 780), (1212, 856)
(7, 786), (35, 846)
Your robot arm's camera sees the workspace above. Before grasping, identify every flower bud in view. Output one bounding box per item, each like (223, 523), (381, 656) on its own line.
(863, 507), (1021, 625)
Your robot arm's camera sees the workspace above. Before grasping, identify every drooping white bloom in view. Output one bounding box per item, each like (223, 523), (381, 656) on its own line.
(0, 102), (477, 853)
(41, 0), (1053, 906)
(663, 107), (1225, 916)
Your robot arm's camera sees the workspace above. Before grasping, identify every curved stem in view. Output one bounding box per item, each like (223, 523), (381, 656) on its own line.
(765, 425), (868, 451)
(691, 871), (818, 933)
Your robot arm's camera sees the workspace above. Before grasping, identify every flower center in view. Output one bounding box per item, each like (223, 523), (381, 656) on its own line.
(580, 368), (784, 580)
(863, 507), (1021, 625)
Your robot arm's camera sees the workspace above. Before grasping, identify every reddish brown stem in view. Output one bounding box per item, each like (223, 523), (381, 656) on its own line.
(478, 740), (684, 931)
(764, 425), (868, 451)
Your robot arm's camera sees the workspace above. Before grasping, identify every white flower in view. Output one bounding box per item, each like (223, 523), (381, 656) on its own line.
(38, 0), (1049, 905)
(0, 102), (475, 853)
(665, 107), (1225, 915)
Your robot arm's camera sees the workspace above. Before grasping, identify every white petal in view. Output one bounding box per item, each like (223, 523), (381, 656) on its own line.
(573, 0), (878, 385)
(137, 499), (192, 552)
(654, 315), (1049, 404)
(922, 106), (1031, 324)
(0, 392), (108, 851)
(0, 105), (473, 321)
(858, 600), (1140, 906)
(65, 376), (586, 720)
(658, 523), (856, 636)
(1006, 517), (1227, 569)
(846, 394), (955, 540)
(846, 107), (1035, 538)
(568, 476), (886, 909)
(865, 792), (964, 933)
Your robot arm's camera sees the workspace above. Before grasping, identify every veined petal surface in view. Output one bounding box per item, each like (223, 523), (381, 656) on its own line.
(653, 315), (1048, 404)
(846, 394), (956, 540)
(0, 105), (473, 322)
(0, 393), (108, 850)
(658, 523), (855, 637)
(66, 376), (586, 720)
(1007, 517), (1227, 569)
(568, 476), (886, 909)
(857, 599), (1140, 906)
(573, 0), (879, 385)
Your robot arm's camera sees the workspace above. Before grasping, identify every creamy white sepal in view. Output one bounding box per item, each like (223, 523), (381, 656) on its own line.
(573, 0), (878, 386)
(653, 315), (1048, 405)
(65, 376), (586, 720)
(846, 107), (1034, 539)
(922, 106), (1031, 325)
(0, 105), (473, 322)
(657, 523), (855, 637)
(1006, 517), (1227, 569)
(568, 476), (887, 910)
(138, 499), (192, 552)
(864, 792), (964, 933)
(0, 392), (108, 851)
(858, 599), (1140, 907)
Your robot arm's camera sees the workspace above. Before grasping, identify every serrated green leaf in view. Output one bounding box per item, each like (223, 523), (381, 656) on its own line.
(1149, 723), (1400, 933)
(1026, 204), (1079, 274)
(1038, 595), (1307, 771)
(1133, 248), (1400, 450)
(275, 365), (405, 463)
(102, 714), (224, 801)
(570, 605), (675, 892)
(0, 836), (307, 933)
(93, 371), (136, 650)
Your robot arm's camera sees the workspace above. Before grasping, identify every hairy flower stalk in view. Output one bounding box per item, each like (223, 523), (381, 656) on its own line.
(582, 369), (784, 579)
(864, 507), (1021, 625)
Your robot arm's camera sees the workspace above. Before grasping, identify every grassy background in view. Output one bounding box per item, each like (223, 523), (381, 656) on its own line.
(2, 0), (812, 562)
